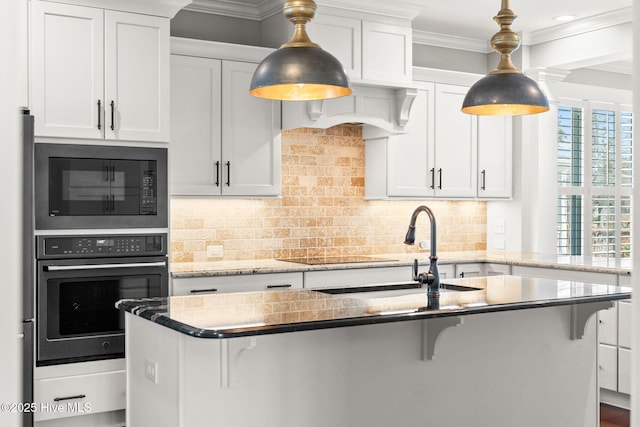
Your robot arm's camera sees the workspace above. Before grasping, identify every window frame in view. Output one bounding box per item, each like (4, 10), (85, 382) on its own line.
(556, 98), (633, 260)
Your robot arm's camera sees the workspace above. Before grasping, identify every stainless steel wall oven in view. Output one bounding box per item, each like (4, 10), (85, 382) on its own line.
(36, 234), (168, 366)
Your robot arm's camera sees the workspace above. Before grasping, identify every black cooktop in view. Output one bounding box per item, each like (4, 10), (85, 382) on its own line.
(278, 256), (396, 265)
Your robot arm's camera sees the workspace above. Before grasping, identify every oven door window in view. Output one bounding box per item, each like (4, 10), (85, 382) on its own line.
(46, 275), (162, 339)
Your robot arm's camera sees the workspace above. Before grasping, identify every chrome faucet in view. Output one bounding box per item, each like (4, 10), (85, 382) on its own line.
(404, 206), (440, 301)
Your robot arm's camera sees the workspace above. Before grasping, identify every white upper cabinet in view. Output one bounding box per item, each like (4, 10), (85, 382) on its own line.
(170, 55), (222, 195)
(365, 81), (512, 200)
(361, 21), (412, 83)
(433, 84), (477, 198)
(104, 11), (170, 142)
(303, 12), (412, 84)
(477, 115), (513, 198)
(31, 2), (104, 139)
(221, 61), (281, 196)
(31, 1), (169, 142)
(170, 49), (281, 197)
(307, 14), (362, 80)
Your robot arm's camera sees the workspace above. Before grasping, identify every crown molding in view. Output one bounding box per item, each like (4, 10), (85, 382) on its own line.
(184, 0), (424, 21)
(184, 0), (281, 20)
(412, 30), (489, 53)
(526, 7), (632, 45)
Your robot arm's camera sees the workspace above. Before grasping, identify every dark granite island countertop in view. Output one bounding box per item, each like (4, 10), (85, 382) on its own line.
(117, 275), (631, 339)
(121, 275), (631, 427)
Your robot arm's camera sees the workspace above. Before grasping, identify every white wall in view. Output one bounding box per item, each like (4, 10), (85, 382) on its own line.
(171, 10), (262, 46)
(0, 0), (24, 425)
(631, 4), (639, 425)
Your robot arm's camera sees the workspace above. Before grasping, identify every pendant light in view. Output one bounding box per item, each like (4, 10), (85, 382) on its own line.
(249, 0), (352, 101)
(461, 0), (549, 116)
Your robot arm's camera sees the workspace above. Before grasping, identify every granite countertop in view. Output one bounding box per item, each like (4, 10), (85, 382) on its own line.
(117, 275), (632, 338)
(171, 250), (633, 278)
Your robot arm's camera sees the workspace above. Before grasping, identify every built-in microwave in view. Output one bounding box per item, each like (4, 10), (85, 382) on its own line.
(34, 144), (168, 230)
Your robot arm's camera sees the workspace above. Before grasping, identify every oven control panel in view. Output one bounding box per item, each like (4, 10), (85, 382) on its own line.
(38, 234), (167, 258)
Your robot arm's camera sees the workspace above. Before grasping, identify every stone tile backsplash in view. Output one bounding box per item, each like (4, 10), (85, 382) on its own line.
(170, 124), (486, 262)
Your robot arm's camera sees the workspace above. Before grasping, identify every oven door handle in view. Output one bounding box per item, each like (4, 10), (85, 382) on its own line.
(45, 261), (167, 272)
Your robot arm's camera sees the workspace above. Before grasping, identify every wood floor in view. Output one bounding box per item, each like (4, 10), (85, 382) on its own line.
(601, 403), (630, 427)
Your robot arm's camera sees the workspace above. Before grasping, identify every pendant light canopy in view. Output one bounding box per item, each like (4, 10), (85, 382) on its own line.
(249, 0), (352, 101)
(462, 0), (549, 116)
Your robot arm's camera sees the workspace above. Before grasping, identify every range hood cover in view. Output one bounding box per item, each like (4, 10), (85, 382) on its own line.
(282, 83), (419, 138)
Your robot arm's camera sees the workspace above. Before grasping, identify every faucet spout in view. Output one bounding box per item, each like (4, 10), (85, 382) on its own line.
(404, 206), (440, 301)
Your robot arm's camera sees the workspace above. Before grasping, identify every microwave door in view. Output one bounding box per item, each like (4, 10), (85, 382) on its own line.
(49, 158), (111, 217)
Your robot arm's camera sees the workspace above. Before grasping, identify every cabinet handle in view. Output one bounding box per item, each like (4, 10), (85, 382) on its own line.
(97, 100), (102, 130)
(266, 284), (293, 289)
(111, 165), (116, 182)
(214, 161), (220, 187)
(53, 394), (86, 402)
(459, 272), (465, 278)
(190, 288), (218, 294)
(110, 194), (115, 212)
(103, 195), (109, 213)
(110, 100), (115, 131)
(225, 161), (231, 186)
(438, 168), (442, 190)
(481, 169), (486, 190)
(104, 165), (109, 182)
(430, 168), (435, 189)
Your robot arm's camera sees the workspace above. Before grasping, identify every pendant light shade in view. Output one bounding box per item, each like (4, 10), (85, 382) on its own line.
(462, 0), (549, 116)
(249, 0), (352, 101)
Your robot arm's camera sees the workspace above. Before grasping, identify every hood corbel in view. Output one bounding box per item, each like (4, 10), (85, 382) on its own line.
(282, 83), (419, 138)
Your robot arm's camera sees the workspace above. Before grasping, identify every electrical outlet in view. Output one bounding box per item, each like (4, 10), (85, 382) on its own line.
(207, 245), (224, 258)
(494, 220), (505, 234)
(145, 360), (158, 384)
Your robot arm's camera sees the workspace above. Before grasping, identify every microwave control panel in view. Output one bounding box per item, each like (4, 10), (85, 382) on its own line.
(38, 234), (166, 258)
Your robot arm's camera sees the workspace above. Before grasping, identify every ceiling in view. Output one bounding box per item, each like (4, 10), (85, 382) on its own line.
(185, 0), (633, 73)
(413, 0), (631, 41)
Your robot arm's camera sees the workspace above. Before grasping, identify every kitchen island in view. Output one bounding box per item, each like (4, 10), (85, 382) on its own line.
(118, 275), (631, 427)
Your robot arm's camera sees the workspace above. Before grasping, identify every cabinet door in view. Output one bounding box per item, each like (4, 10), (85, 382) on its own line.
(172, 273), (303, 296)
(31, 1), (104, 139)
(221, 61), (281, 196)
(170, 55), (222, 196)
(307, 14), (361, 80)
(617, 301), (632, 348)
(104, 11), (169, 142)
(478, 116), (512, 198)
(362, 21), (412, 83)
(455, 263), (484, 278)
(618, 348), (631, 394)
(598, 303), (618, 346)
(434, 84), (477, 198)
(598, 344), (617, 391)
(387, 86), (436, 197)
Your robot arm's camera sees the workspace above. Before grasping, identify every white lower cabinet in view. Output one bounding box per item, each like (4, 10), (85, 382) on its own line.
(454, 262), (510, 278)
(34, 360), (125, 425)
(618, 348), (631, 395)
(598, 344), (618, 391)
(171, 272), (303, 296)
(597, 298), (632, 401)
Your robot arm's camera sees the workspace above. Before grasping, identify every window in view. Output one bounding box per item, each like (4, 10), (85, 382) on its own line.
(556, 102), (633, 260)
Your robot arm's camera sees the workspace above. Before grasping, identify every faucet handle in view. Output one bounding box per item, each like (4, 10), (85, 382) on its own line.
(412, 259), (419, 281)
